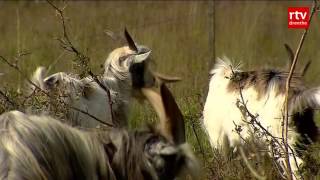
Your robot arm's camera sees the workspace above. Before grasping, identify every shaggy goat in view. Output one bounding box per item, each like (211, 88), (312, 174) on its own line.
(203, 56), (319, 175)
(0, 112), (196, 180)
(0, 78), (197, 180)
(30, 29), (158, 128)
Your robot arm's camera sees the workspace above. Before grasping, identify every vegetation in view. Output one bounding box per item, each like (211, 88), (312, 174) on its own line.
(0, 1), (319, 179)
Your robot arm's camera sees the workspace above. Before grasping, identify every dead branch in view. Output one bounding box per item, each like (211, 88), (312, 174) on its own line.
(229, 64), (299, 179)
(0, 89), (18, 108)
(0, 55), (50, 97)
(70, 106), (113, 127)
(0, 54), (108, 127)
(282, 1), (318, 179)
(46, 0), (116, 125)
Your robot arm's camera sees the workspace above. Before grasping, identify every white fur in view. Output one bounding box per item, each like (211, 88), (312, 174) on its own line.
(71, 77), (115, 127)
(203, 57), (314, 175)
(31, 70), (115, 127)
(29, 46), (150, 128)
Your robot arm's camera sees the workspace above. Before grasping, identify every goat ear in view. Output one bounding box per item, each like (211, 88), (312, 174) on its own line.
(44, 74), (60, 89)
(153, 72), (182, 84)
(133, 50), (151, 63)
(284, 43), (294, 70)
(31, 66), (47, 90)
(124, 28), (138, 52)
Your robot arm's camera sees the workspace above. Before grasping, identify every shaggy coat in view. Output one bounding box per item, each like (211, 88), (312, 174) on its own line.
(0, 111), (197, 180)
(203, 57), (320, 172)
(30, 30), (154, 128)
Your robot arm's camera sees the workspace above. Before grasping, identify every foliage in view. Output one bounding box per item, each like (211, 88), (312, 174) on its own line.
(0, 1), (319, 179)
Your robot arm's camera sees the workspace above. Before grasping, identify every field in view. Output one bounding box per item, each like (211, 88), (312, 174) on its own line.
(0, 1), (320, 179)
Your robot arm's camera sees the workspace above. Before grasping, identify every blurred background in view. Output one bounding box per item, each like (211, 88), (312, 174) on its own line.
(0, 1), (319, 179)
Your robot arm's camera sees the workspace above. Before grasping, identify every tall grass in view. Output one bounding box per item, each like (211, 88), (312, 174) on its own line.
(0, 1), (319, 179)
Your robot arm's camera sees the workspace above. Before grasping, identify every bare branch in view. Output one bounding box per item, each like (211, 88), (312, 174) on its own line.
(282, 1), (318, 179)
(0, 55), (50, 97)
(70, 106), (113, 127)
(229, 64), (300, 179)
(46, 0), (116, 125)
(0, 89), (18, 108)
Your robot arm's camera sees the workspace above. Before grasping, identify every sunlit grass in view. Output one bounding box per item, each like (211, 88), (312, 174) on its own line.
(0, 1), (319, 179)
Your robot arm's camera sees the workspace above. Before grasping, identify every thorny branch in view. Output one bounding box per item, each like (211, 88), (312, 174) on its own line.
(230, 66), (299, 180)
(282, 1), (318, 179)
(0, 55), (48, 96)
(70, 106), (113, 127)
(46, 0), (116, 126)
(231, 1), (319, 179)
(0, 55), (113, 127)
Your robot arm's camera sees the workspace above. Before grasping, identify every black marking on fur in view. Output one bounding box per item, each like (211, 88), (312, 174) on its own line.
(292, 108), (319, 156)
(129, 62), (146, 88)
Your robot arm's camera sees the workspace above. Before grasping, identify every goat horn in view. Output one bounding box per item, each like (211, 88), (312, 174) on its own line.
(301, 60), (311, 77)
(284, 43), (294, 70)
(124, 28), (138, 52)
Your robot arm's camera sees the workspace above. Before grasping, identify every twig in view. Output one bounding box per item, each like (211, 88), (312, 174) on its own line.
(271, 144), (287, 180)
(88, 71), (115, 125)
(229, 64), (296, 179)
(70, 106), (113, 127)
(46, 0), (116, 125)
(0, 56), (50, 97)
(0, 54), (110, 128)
(282, 1), (318, 179)
(0, 89), (18, 108)
(47, 50), (67, 73)
(230, 64), (286, 154)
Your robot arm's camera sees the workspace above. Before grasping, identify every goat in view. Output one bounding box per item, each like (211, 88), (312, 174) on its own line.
(203, 56), (319, 176)
(29, 29), (159, 128)
(0, 76), (198, 180)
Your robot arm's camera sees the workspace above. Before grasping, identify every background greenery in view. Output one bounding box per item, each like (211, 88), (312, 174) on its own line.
(0, 1), (319, 179)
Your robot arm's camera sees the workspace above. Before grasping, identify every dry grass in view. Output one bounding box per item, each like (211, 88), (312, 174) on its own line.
(0, 1), (319, 179)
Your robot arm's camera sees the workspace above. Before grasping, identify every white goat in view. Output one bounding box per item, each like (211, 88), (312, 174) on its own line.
(29, 30), (156, 128)
(0, 72), (197, 180)
(203, 56), (319, 176)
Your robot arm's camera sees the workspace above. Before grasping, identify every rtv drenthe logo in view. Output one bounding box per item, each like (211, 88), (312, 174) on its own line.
(288, 7), (310, 29)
